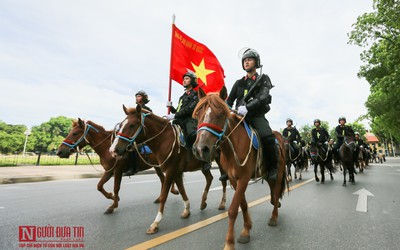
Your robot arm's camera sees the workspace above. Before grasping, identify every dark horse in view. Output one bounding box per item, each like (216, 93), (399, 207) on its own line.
(339, 135), (357, 186)
(56, 118), (179, 214)
(284, 139), (307, 181)
(109, 105), (227, 234)
(309, 143), (335, 183)
(192, 87), (288, 250)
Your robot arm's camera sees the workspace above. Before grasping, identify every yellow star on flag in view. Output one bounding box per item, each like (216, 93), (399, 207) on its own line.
(191, 59), (215, 85)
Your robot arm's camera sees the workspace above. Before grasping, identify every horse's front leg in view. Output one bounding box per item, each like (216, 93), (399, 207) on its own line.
(146, 170), (174, 234)
(219, 179), (227, 210)
(109, 169), (123, 213)
(321, 164), (325, 184)
(154, 167), (179, 204)
(286, 162), (292, 181)
(343, 168), (347, 186)
(237, 193), (252, 244)
(173, 171), (191, 218)
(200, 169), (214, 210)
(224, 180), (244, 250)
(314, 163), (319, 182)
(96, 171), (114, 214)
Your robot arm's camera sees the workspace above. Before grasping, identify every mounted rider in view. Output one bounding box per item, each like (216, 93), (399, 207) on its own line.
(354, 132), (368, 162)
(225, 48), (278, 181)
(124, 90), (153, 176)
(282, 118), (302, 157)
(332, 116), (355, 160)
(311, 119), (330, 150)
(166, 71), (211, 172)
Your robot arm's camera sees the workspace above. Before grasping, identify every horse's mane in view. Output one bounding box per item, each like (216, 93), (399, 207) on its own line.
(193, 93), (230, 122)
(125, 107), (168, 125)
(71, 119), (107, 132)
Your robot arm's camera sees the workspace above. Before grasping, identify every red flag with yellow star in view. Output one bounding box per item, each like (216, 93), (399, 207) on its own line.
(170, 24), (225, 93)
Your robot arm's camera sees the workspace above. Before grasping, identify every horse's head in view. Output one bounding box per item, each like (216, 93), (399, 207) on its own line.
(192, 86), (230, 162)
(109, 104), (148, 159)
(56, 118), (99, 158)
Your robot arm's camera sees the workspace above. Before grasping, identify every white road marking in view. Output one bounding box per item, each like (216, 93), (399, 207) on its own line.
(353, 188), (374, 213)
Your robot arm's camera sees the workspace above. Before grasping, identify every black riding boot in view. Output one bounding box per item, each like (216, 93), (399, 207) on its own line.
(123, 151), (138, 176)
(262, 136), (278, 181)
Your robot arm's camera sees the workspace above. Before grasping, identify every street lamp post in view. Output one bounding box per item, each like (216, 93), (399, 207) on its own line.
(23, 129), (31, 156)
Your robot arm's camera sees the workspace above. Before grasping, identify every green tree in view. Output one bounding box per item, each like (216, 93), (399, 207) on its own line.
(0, 121), (28, 154)
(29, 116), (73, 153)
(348, 0), (400, 140)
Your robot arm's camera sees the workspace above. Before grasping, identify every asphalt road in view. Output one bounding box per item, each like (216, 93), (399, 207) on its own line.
(1, 158), (399, 250)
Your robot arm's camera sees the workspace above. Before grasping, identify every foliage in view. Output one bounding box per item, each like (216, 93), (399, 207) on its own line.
(348, 0), (400, 140)
(0, 116), (74, 154)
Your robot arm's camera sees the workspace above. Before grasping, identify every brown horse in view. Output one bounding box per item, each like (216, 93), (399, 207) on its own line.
(192, 87), (288, 250)
(56, 118), (179, 214)
(109, 105), (227, 234)
(339, 135), (357, 186)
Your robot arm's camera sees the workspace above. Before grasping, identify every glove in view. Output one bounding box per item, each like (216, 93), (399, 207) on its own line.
(237, 105), (248, 116)
(166, 113), (175, 120)
(166, 101), (173, 107)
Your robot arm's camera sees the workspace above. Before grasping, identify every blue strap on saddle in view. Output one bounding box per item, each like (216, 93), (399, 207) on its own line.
(139, 145), (152, 154)
(243, 121), (259, 150)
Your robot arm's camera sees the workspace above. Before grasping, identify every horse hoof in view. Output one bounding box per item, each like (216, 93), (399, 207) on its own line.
(181, 211), (190, 218)
(200, 202), (207, 210)
(315, 178), (319, 182)
(104, 208), (114, 214)
(342, 183), (346, 186)
(218, 205), (226, 210)
(299, 177), (302, 180)
(171, 190), (180, 195)
(321, 180), (325, 184)
(237, 235), (250, 244)
(154, 198), (160, 204)
(146, 227), (159, 235)
(268, 218), (278, 226)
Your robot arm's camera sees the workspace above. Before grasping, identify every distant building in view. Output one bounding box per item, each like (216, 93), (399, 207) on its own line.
(365, 132), (388, 155)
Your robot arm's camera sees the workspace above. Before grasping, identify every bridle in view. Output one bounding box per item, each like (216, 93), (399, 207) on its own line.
(114, 112), (176, 167)
(197, 113), (255, 167)
(62, 122), (100, 153)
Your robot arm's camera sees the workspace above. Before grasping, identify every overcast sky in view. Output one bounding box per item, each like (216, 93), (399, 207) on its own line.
(0, 0), (373, 132)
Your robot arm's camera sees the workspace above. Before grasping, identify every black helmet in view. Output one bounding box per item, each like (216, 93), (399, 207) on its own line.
(338, 116), (346, 123)
(355, 132), (360, 135)
(135, 90), (150, 104)
(241, 48), (261, 70)
(314, 119), (321, 124)
(286, 118), (293, 124)
(183, 71), (198, 88)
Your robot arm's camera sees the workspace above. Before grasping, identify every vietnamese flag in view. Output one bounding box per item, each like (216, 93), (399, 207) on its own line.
(169, 24), (225, 93)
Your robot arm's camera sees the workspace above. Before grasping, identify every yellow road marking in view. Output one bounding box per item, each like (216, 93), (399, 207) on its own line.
(127, 178), (315, 250)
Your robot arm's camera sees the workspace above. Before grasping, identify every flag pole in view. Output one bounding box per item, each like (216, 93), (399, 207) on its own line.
(167, 14), (176, 114)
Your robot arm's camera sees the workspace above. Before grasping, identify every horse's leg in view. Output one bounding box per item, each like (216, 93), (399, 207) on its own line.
(286, 163), (292, 182)
(107, 169), (123, 214)
(153, 167), (179, 204)
(173, 171), (191, 218)
(237, 193), (252, 244)
(146, 170), (174, 234)
(224, 179), (247, 250)
(218, 179), (227, 210)
(200, 169), (214, 210)
(314, 163), (319, 182)
(96, 171), (115, 214)
(343, 167), (347, 186)
(321, 164), (325, 184)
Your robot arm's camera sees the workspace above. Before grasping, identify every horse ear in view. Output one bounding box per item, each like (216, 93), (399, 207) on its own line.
(78, 118), (84, 127)
(123, 104), (128, 115)
(198, 87), (207, 99)
(220, 86), (228, 100)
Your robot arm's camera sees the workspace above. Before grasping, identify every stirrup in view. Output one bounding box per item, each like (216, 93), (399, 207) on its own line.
(265, 168), (277, 181)
(219, 173), (228, 181)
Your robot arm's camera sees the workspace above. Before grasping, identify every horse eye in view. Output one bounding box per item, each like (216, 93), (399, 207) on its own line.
(72, 133), (78, 136)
